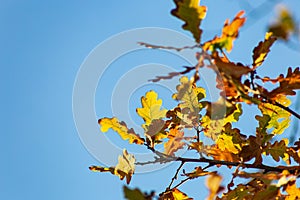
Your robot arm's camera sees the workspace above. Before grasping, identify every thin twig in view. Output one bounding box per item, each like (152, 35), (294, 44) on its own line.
(274, 101), (300, 120)
(166, 161), (185, 191)
(171, 177), (191, 190)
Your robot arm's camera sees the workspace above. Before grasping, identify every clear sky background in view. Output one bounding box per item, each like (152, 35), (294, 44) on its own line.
(1, 1), (300, 200)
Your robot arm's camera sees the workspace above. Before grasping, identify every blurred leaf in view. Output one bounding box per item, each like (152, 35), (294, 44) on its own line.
(123, 186), (149, 200)
(252, 185), (279, 200)
(99, 117), (145, 145)
(203, 11), (246, 52)
(268, 5), (296, 40)
(252, 32), (277, 69)
(171, 0), (207, 43)
(206, 173), (224, 200)
(285, 181), (300, 200)
(89, 149), (135, 184)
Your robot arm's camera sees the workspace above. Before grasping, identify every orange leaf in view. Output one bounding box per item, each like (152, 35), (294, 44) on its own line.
(203, 11), (246, 52)
(164, 129), (185, 156)
(160, 188), (193, 200)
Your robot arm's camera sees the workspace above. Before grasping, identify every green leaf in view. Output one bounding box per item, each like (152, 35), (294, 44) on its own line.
(263, 140), (288, 162)
(123, 186), (147, 200)
(99, 117), (145, 145)
(171, 0), (207, 43)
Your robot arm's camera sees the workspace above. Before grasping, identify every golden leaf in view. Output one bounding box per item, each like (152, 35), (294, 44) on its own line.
(136, 90), (167, 129)
(203, 11), (246, 52)
(160, 188), (193, 200)
(206, 173), (224, 200)
(99, 117), (145, 145)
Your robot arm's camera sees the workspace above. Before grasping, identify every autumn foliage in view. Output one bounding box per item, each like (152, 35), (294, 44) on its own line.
(90, 1), (300, 199)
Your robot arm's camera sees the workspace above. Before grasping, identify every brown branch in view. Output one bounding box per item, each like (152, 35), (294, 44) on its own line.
(175, 157), (300, 174)
(138, 42), (200, 52)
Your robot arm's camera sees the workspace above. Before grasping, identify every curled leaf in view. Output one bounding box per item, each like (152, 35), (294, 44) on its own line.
(90, 149), (136, 184)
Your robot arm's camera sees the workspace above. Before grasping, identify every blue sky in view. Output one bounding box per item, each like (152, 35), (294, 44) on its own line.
(1, 1), (300, 199)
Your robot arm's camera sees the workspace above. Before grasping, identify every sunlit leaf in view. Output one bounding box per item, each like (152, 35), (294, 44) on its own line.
(171, 0), (207, 43)
(255, 114), (273, 143)
(216, 134), (241, 154)
(221, 185), (251, 200)
(201, 98), (242, 140)
(137, 90), (167, 129)
(173, 76), (206, 113)
(285, 181), (300, 200)
(115, 149), (136, 184)
(258, 95), (291, 134)
(252, 32), (276, 69)
(203, 11), (246, 52)
(89, 149), (135, 184)
(206, 173), (224, 200)
(160, 188), (193, 200)
(99, 117), (145, 145)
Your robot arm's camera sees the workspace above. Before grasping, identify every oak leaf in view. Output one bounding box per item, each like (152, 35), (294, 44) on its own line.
(164, 129), (185, 156)
(89, 149), (135, 184)
(206, 173), (224, 200)
(252, 32), (276, 69)
(203, 11), (246, 52)
(171, 0), (207, 43)
(99, 117), (145, 145)
(137, 90), (167, 129)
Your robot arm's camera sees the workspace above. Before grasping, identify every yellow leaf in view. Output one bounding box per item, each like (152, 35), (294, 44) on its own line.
(206, 173), (223, 200)
(173, 76), (206, 113)
(115, 149), (136, 184)
(252, 32), (276, 68)
(136, 90), (167, 129)
(203, 11), (246, 52)
(201, 98), (242, 140)
(285, 181), (300, 200)
(89, 149), (136, 184)
(171, 0), (207, 43)
(258, 95), (291, 134)
(160, 188), (193, 200)
(216, 134), (241, 154)
(99, 117), (145, 145)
